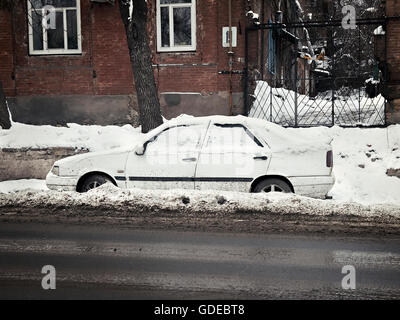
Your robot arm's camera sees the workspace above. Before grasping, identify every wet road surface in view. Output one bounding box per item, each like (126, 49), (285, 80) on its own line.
(0, 222), (399, 299)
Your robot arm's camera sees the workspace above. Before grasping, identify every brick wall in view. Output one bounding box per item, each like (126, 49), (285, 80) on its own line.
(91, 3), (134, 96)
(385, 0), (400, 124)
(7, 0), (131, 97)
(0, 0), (257, 124)
(148, 0), (248, 96)
(0, 10), (14, 97)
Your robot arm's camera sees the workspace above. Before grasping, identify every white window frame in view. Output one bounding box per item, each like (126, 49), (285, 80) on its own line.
(156, 0), (196, 52)
(27, 0), (82, 55)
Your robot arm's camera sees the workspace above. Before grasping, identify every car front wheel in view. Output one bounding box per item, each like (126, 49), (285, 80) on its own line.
(80, 174), (112, 193)
(253, 178), (292, 193)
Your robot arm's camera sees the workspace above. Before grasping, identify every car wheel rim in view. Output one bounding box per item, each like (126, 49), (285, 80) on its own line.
(86, 181), (102, 191)
(261, 184), (284, 193)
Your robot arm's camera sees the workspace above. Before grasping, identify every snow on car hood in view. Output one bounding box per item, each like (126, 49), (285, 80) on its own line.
(54, 146), (132, 167)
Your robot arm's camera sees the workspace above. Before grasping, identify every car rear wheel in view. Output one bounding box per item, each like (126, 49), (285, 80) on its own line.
(253, 178), (292, 194)
(80, 174), (112, 193)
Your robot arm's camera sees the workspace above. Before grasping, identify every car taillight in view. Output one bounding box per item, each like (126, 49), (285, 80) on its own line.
(326, 150), (333, 168)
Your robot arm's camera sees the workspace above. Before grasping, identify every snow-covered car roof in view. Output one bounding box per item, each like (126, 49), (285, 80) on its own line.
(152, 114), (331, 152)
(151, 114), (283, 136)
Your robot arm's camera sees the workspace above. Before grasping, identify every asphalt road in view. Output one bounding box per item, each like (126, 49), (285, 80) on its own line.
(0, 222), (399, 299)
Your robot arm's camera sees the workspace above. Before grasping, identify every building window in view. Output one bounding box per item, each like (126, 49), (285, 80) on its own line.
(27, 0), (82, 55)
(156, 0), (196, 52)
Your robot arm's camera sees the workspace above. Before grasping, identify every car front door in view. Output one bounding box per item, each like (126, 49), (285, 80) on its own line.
(195, 123), (271, 192)
(126, 123), (209, 190)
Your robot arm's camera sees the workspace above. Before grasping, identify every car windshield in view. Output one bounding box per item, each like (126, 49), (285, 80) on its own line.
(145, 124), (207, 154)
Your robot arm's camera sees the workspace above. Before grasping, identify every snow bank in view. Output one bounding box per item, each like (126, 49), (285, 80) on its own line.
(1, 183), (399, 219)
(287, 125), (400, 205)
(0, 122), (142, 151)
(0, 179), (48, 194)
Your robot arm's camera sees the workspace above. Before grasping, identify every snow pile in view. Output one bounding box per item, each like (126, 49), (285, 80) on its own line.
(286, 125), (400, 205)
(294, 0), (304, 14)
(246, 10), (259, 20)
(249, 81), (385, 126)
(366, 78), (380, 85)
(1, 183), (399, 219)
(374, 26), (385, 35)
(0, 179), (48, 194)
(0, 122), (142, 151)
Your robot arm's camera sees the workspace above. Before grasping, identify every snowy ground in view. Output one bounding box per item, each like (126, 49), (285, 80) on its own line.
(0, 183), (399, 219)
(0, 179), (47, 194)
(0, 117), (399, 210)
(287, 125), (400, 205)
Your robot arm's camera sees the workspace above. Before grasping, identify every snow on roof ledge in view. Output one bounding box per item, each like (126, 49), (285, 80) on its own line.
(374, 26), (386, 35)
(313, 69), (331, 76)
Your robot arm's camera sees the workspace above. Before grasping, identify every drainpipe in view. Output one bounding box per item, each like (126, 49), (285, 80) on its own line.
(260, 0), (265, 80)
(228, 0), (233, 115)
(11, 7), (16, 97)
(275, 10), (282, 83)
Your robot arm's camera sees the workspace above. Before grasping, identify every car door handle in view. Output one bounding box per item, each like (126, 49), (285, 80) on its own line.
(253, 156), (268, 160)
(182, 157), (197, 162)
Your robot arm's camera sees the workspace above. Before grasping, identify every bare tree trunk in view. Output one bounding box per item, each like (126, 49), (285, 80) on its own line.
(119, 0), (163, 133)
(0, 81), (11, 129)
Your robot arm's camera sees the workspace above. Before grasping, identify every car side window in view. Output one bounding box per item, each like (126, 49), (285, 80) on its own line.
(203, 124), (263, 152)
(145, 125), (206, 154)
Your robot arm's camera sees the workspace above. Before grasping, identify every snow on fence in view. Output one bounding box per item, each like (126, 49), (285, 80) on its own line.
(249, 81), (385, 127)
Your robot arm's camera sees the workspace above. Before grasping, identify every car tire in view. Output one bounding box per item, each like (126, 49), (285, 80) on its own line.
(253, 178), (292, 193)
(80, 174), (113, 193)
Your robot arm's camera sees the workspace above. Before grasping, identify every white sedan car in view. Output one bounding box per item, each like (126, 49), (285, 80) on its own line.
(46, 115), (334, 198)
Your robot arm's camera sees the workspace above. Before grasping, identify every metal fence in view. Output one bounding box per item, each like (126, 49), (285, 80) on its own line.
(244, 19), (388, 127)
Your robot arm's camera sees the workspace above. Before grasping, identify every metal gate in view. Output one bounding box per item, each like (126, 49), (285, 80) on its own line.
(244, 18), (388, 127)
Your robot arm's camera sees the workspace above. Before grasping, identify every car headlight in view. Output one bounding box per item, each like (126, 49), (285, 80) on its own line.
(51, 165), (60, 176)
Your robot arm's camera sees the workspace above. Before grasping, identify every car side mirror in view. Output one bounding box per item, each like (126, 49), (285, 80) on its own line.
(134, 144), (145, 156)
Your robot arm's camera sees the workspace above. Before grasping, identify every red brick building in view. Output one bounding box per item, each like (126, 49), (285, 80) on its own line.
(1, 0), (398, 126)
(0, 0), (274, 125)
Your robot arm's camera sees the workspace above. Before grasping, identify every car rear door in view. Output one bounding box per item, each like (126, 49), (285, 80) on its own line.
(126, 123), (209, 190)
(194, 123), (271, 192)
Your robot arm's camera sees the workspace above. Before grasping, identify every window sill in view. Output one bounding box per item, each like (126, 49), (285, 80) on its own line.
(157, 46), (196, 53)
(156, 50), (197, 55)
(29, 50), (82, 56)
